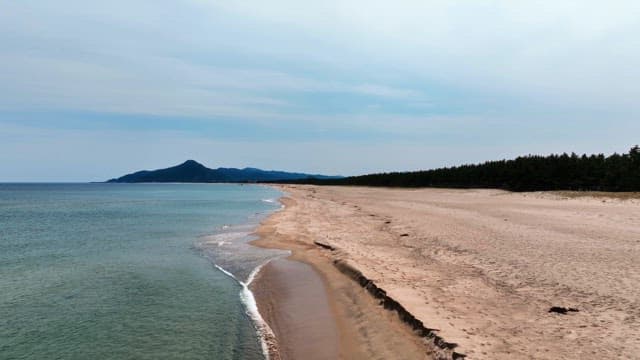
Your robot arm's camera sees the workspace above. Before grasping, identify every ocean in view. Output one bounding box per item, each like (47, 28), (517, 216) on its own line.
(0, 183), (286, 360)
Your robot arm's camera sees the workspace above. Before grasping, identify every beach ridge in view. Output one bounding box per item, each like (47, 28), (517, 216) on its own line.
(307, 234), (465, 358)
(330, 257), (466, 359)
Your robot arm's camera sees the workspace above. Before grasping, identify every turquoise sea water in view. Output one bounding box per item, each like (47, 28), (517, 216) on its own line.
(0, 183), (284, 360)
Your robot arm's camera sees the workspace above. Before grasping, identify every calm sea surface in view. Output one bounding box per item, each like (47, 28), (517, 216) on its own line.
(0, 183), (284, 360)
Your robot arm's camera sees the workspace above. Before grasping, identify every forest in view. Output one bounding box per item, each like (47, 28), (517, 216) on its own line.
(277, 146), (640, 192)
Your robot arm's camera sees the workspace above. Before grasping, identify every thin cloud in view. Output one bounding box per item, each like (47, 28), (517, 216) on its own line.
(1, 0), (638, 180)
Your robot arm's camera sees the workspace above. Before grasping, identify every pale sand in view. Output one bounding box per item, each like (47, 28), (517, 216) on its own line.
(253, 185), (640, 359)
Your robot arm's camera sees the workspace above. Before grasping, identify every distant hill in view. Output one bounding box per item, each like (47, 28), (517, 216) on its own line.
(106, 160), (342, 183)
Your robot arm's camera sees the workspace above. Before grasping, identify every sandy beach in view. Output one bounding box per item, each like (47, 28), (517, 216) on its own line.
(252, 185), (640, 359)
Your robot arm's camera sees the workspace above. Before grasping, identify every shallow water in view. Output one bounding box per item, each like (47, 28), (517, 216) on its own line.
(0, 183), (284, 360)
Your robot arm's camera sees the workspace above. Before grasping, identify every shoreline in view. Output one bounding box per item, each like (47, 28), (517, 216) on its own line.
(250, 193), (437, 360)
(196, 187), (289, 360)
(213, 261), (279, 360)
(250, 258), (340, 360)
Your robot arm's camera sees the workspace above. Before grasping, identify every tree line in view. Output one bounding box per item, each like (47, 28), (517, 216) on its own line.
(274, 146), (640, 192)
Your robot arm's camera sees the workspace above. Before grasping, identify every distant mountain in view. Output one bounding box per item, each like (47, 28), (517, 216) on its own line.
(106, 160), (342, 183)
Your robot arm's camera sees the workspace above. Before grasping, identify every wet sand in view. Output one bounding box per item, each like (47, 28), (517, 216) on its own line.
(252, 185), (640, 359)
(251, 259), (339, 360)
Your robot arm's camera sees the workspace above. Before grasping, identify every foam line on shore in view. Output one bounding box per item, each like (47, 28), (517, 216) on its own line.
(214, 261), (282, 360)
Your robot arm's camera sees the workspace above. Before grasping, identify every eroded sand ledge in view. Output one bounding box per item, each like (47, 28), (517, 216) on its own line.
(253, 185), (640, 359)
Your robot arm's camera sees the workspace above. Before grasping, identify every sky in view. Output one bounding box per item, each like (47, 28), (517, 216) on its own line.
(1, 1), (639, 181)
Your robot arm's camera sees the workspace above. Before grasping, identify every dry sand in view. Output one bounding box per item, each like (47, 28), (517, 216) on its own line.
(253, 185), (640, 359)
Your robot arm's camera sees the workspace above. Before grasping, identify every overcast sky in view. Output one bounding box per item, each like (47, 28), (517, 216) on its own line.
(1, 1), (639, 181)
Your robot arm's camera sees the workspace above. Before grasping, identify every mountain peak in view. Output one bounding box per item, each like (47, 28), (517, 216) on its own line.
(179, 160), (206, 168)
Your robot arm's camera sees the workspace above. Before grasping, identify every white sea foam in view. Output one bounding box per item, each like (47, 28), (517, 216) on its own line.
(201, 197), (287, 359)
(198, 231), (250, 246)
(214, 264), (237, 280)
(215, 262), (279, 360)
